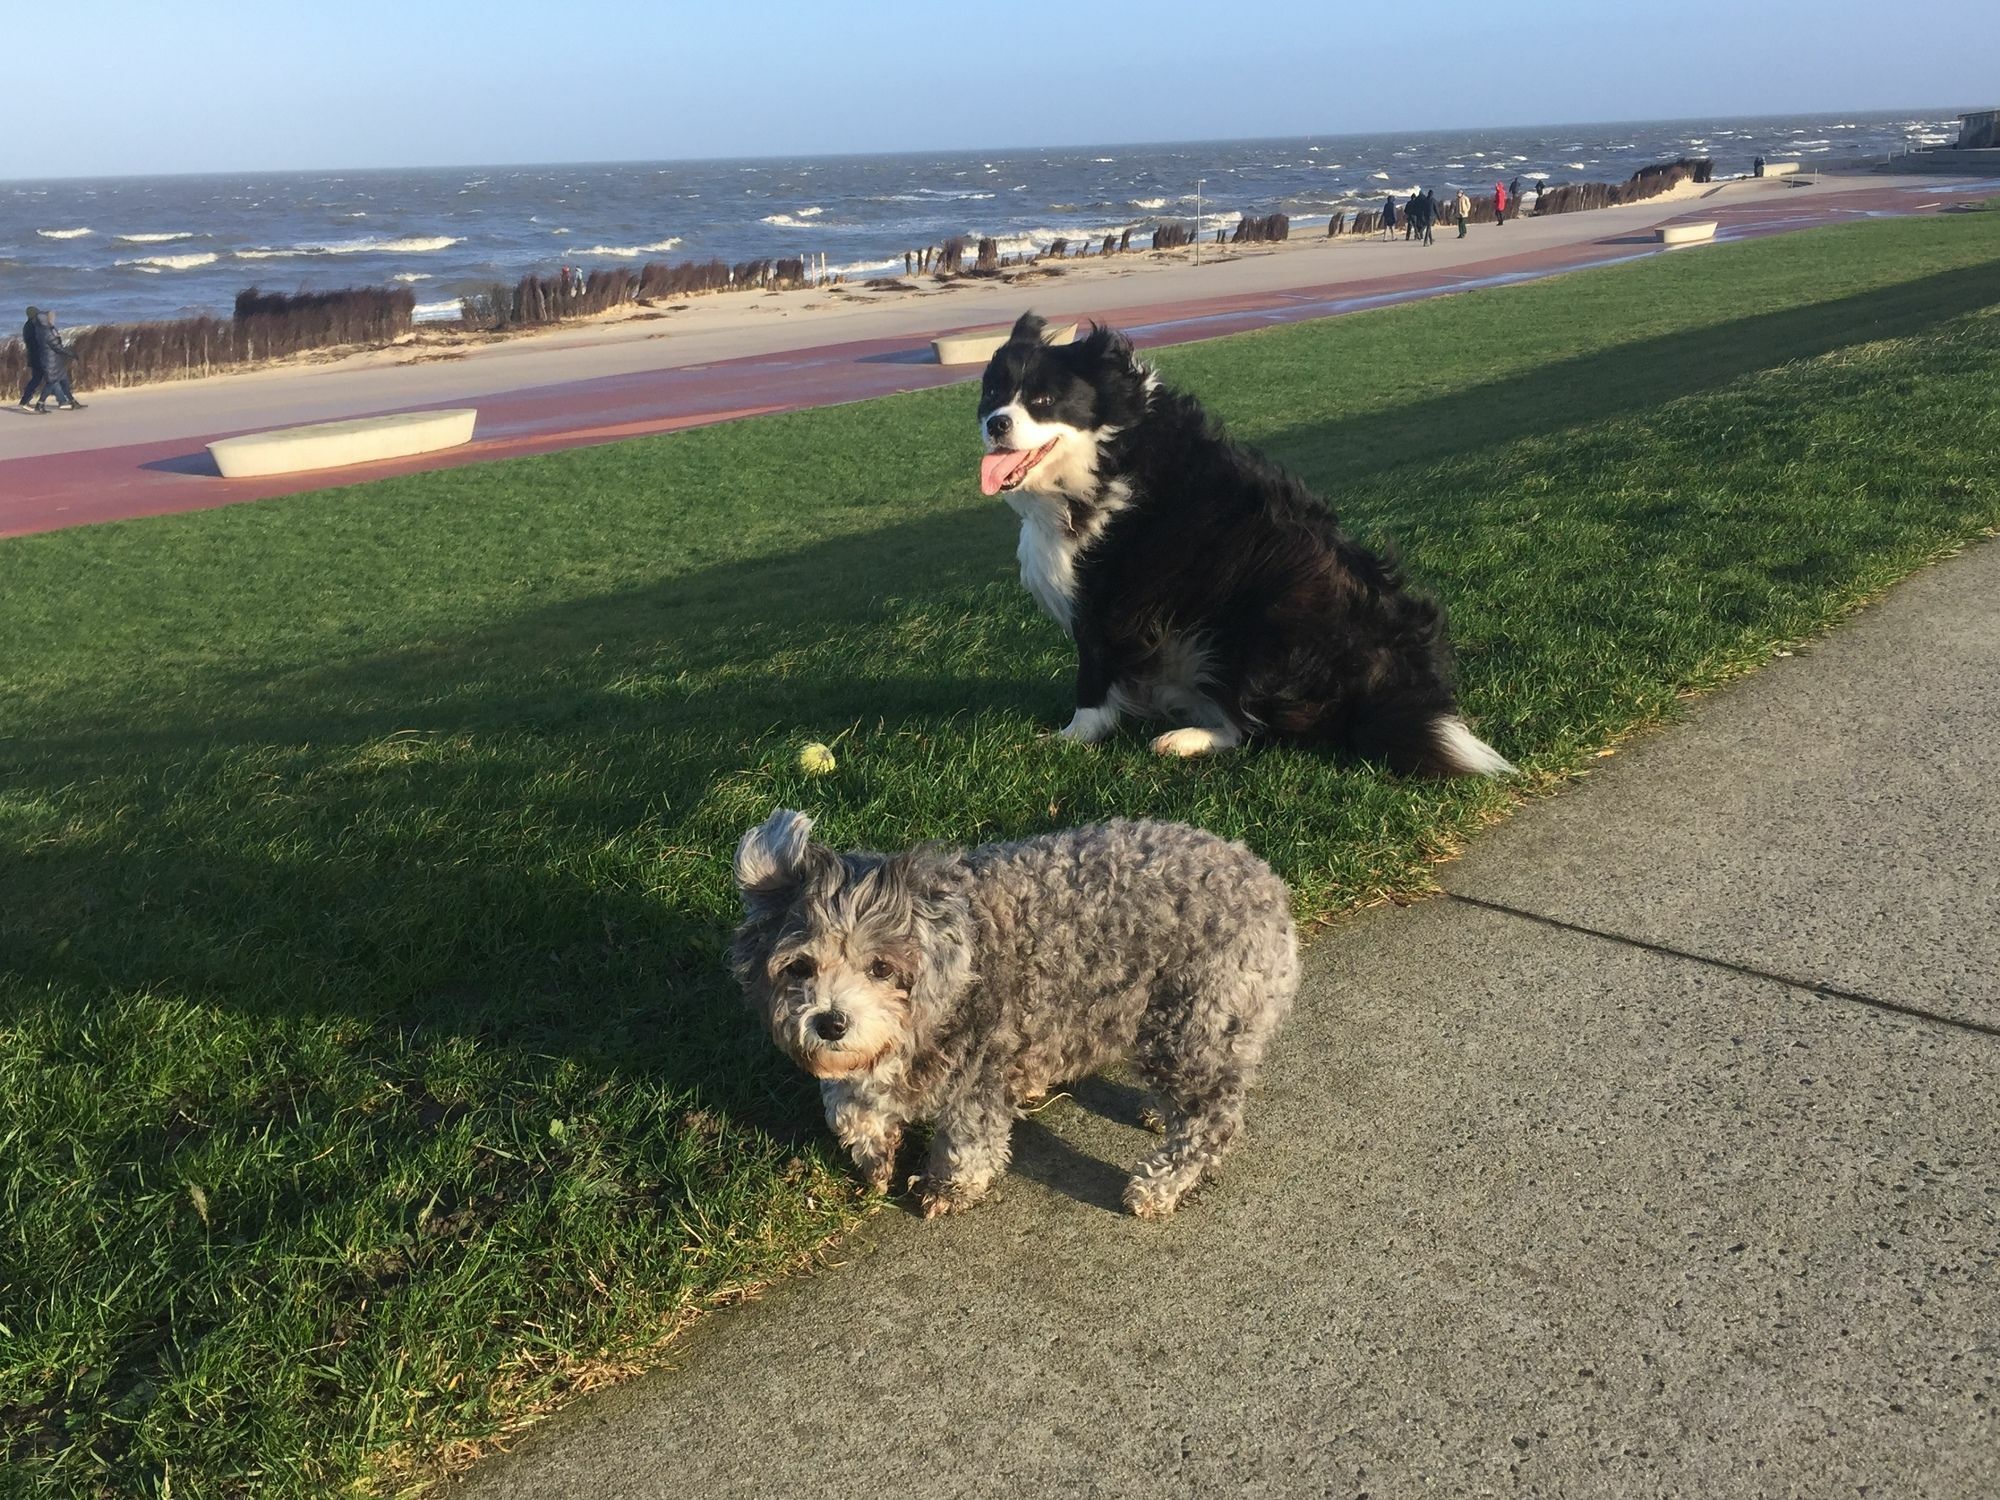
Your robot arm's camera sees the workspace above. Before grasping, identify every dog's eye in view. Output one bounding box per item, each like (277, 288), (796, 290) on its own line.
(868, 958), (898, 984)
(783, 956), (816, 981)
(1028, 394), (1054, 412)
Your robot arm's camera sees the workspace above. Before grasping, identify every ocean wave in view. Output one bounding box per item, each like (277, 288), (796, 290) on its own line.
(885, 188), (997, 202)
(830, 255), (906, 279)
(1370, 171), (1390, 179)
(1524, 171), (1550, 180)
(574, 236), (683, 257)
(1129, 197), (1169, 209)
(116, 231), (195, 243)
(37, 226), (92, 238)
(981, 222), (1147, 258)
(413, 299), (462, 322)
(760, 210), (827, 227)
(392, 272), (431, 282)
(236, 234), (463, 260)
(116, 251), (219, 270)
(1565, 162), (1587, 169)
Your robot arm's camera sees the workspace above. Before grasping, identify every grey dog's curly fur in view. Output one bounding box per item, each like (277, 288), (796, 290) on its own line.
(731, 811), (1298, 1218)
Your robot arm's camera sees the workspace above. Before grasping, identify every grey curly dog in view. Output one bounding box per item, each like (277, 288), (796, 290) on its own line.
(731, 810), (1298, 1218)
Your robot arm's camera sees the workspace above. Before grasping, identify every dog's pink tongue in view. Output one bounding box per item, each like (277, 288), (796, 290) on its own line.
(979, 451), (1022, 497)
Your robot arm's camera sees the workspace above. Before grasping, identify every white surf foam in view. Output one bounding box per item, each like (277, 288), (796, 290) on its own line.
(116, 251), (219, 270)
(392, 272), (431, 282)
(116, 231), (195, 244)
(37, 226), (91, 239)
(413, 299), (462, 322)
(236, 234), (462, 260)
(760, 211), (826, 228)
(830, 255), (905, 279)
(575, 237), (683, 257)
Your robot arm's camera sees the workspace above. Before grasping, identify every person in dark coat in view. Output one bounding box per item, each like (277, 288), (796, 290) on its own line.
(1508, 175), (1523, 220)
(1381, 192), (1398, 240)
(1419, 188), (1438, 245)
(32, 310), (84, 411)
(18, 305), (45, 409)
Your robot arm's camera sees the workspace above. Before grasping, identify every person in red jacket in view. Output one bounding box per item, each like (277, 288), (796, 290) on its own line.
(1494, 181), (1508, 225)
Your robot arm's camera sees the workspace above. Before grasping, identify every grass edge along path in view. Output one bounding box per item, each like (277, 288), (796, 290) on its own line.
(2, 203), (1998, 1497)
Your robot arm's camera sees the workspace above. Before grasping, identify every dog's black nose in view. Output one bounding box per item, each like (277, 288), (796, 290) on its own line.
(813, 1010), (849, 1042)
(986, 411), (1012, 440)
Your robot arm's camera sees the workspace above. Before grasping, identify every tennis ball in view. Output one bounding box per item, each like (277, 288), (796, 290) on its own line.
(797, 742), (837, 776)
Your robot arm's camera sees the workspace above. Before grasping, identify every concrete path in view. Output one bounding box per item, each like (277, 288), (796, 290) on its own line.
(457, 541), (2000, 1498)
(7, 173), (1992, 539)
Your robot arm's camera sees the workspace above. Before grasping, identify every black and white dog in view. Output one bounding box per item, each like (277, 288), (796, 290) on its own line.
(976, 312), (1511, 775)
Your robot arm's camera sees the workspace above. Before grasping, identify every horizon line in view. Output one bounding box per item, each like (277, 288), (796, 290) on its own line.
(0, 102), (1964, 187)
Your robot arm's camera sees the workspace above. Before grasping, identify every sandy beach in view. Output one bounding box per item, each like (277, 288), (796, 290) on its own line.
(5, 169), (1992, 536)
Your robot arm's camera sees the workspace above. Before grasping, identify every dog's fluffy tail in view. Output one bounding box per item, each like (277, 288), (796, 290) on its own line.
(1429, 715), (1515, 777)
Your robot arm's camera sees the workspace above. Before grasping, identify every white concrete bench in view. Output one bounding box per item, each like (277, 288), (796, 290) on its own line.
(207, 408), (478, 479)
(1657, 220), (1719, 246)
(932, 322), (1077, 367)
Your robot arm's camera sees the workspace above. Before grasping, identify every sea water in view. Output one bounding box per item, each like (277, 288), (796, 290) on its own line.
(0, 110), (1954, 328)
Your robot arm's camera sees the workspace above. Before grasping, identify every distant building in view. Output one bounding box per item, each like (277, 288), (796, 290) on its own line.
(1959, 110), (1999, 150)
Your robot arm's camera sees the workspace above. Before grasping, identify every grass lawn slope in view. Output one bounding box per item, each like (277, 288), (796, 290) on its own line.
(4, 205), (1998, 1495)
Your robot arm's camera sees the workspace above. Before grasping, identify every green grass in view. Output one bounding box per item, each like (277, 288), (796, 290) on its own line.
(4, 206), (1999, 1496)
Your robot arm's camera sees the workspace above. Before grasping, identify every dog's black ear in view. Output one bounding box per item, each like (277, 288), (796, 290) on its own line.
(1008, 310), (1047, 346)
(1073, 320), (1136, 368)
(734, 808), (815, 915)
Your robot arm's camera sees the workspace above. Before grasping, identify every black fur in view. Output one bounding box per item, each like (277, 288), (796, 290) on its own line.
(978, 311), (1504, 776)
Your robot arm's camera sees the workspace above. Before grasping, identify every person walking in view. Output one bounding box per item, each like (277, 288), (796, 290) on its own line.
(1493, 180), (1508, 226)
(1403, 192), (1418, 240)
(1381, 192), (1398, 241)
(1419, 188), (1437, 245)
(18, 305), (47, 409)
(32, 310), (84, 411)
(1508, 175), (1524, 220)
(1454, 187), (1472, 238)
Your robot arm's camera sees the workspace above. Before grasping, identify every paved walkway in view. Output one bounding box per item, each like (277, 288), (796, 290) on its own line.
(457, 540), (2000, 1498)
(6, 173), (1991, 539)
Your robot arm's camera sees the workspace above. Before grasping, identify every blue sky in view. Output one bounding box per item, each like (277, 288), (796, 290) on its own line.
(4, 0), (1991, 178)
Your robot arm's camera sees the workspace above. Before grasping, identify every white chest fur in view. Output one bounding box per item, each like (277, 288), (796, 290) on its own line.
(1007, 497), (1082, 634)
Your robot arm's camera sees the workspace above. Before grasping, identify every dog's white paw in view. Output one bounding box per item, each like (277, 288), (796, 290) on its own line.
(1150, 726), (1240, 758)
(1060, 705), (1118, 744)
(1122, 1173), (1185, 1219)
(908, 1174), (982, 1219)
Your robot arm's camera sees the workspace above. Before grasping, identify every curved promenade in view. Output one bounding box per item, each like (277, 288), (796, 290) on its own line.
(2, 174), (1988, 539)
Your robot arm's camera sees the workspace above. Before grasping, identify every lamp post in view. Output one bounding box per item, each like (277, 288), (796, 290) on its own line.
(1195, 177), (1203, 266)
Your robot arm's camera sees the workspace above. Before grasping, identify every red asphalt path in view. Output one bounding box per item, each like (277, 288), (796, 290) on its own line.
(3, 178), (1989, 539)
